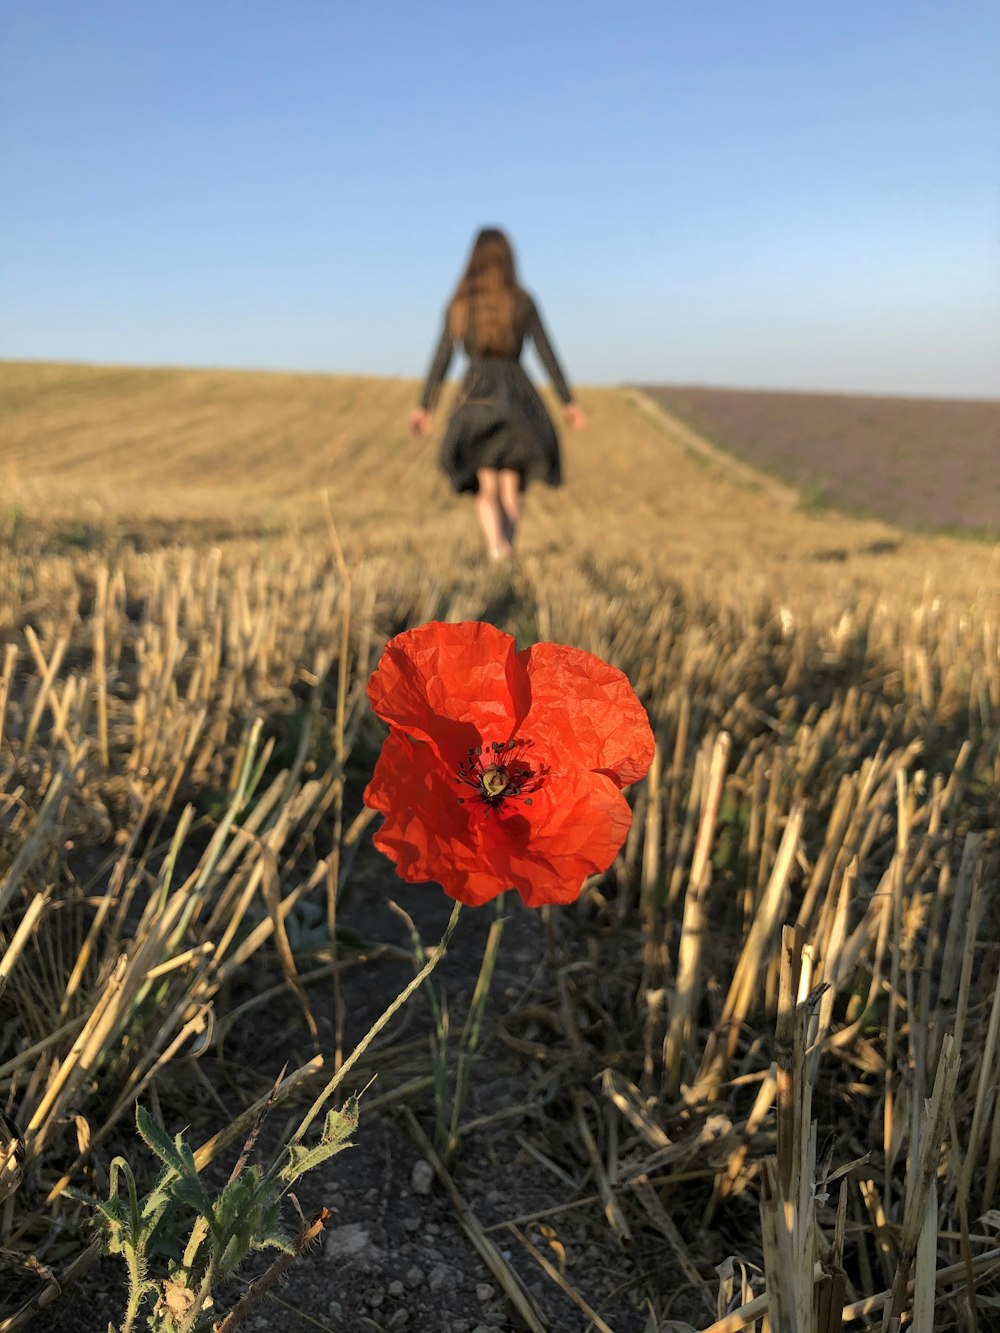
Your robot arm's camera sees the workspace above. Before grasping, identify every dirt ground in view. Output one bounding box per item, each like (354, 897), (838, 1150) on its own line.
(42, 847), (706, 1333)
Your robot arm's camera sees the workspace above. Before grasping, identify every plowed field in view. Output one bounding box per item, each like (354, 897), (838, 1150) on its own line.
(643, 384), (1000, 534)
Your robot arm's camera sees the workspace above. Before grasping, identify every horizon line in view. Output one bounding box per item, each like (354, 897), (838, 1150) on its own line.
(1, 355), (998, 406)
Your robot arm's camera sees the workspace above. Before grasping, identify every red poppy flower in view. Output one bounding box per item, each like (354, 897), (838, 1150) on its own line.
(363, 621), (654, 908)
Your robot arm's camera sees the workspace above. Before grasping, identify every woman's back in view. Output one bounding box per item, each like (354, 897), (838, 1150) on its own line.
(408, 226), (585, 558)
(423, 290), (572, 407)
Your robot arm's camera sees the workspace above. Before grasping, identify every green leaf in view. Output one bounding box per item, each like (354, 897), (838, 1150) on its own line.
(142, 1173), (181, 1226)
(251, 1228), (296, 1255)
(62, 1184), (101, 1207)
(322, 1097), (360, 1146)
(279, 1099), (359, 1184)
(136, 1105), (190, 1177)
(168, 1173), (214, 1224)
(91, 1197), (130, 1231)
(279, 1143), (326, 1183)
(176, 1137), (202, 1183)
(216, 1233), (246, 1280)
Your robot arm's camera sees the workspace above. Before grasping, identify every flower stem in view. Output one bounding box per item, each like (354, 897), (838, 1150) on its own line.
(388, 900), (449, 1152)
(446, 893), (507, 1163)
(286, 900), (463, 1148)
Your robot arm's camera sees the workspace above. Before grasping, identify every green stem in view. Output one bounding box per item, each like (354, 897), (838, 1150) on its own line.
(285, 900), (463, 1150)
(447, 893), (506, 1160)
(393, 902), (451, 1153)
(121, 1245), (144, 1333)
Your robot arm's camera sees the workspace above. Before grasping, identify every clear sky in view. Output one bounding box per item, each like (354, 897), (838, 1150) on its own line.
(2, 1), (998, 397)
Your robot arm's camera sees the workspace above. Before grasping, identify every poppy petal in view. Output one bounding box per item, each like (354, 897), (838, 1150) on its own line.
(368, 621), (528, 759)
(515, 642), (655, 787)
(364, 731), (484, 892)
(491, 765), (634, 907)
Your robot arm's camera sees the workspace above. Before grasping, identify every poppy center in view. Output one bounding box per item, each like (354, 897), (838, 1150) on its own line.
(481, 765), (509, 797)
(456, 739), (542, 810)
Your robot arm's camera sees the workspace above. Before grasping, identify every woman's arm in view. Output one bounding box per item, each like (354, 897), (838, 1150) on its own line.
(526, 295), (586, 428)
(420, 317), (454, 411)
(525, 296), (572, 404)
(409, 316), (454, 436)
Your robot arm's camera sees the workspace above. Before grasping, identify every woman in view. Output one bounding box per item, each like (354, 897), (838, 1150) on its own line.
(409, 228), (586, 561)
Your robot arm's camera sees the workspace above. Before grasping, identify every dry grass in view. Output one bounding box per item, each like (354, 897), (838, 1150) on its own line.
(1, 360), (999, 1330)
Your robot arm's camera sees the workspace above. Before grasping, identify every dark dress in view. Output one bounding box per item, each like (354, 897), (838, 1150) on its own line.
(420, 292), (573, 494)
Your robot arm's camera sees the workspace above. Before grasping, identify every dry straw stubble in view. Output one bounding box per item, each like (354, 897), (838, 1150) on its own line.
(0, 362), (999, 1329)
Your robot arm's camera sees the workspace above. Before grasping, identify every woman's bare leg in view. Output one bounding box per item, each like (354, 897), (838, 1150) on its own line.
(497, 469), (522, 551)
(475, 468), (511, 559)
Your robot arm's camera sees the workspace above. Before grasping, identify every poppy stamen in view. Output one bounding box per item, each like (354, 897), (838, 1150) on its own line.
(456, 736), (542, 810)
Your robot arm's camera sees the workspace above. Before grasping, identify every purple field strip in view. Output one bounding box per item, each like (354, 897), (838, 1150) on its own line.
(641, 385), (1000, 533)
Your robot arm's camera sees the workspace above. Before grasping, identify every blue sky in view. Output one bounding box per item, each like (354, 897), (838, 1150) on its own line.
(2, 1), (998, 396)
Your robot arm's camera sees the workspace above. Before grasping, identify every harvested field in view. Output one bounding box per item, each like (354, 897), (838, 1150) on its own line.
(642, 384), (1000, 535)
(1, 360), (1000, 1332)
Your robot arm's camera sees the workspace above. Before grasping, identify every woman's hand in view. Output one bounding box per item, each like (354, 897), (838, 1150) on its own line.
(563, 402), (587, 430)
(408, 408), (432, 437)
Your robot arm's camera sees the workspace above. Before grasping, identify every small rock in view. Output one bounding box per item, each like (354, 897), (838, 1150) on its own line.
(326, 1299), (344, 1319)
(475, 1282), (495, 1303)
(410, 1158), (435, 1195)
(388, 1313), (409, 1330)
(367, 1287), (385, 1309)
(429, 1262), (458, 1293)
(425, 1222), (440, 1236)
(405, 1264), (424, 1288)
(325, 1222), (370, 1262)
(388, 1279), (405, 1298)
(402, 1215), (422, 1233)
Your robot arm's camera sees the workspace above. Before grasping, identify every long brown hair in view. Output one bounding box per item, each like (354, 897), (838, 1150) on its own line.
(448, 227), (525, 356)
